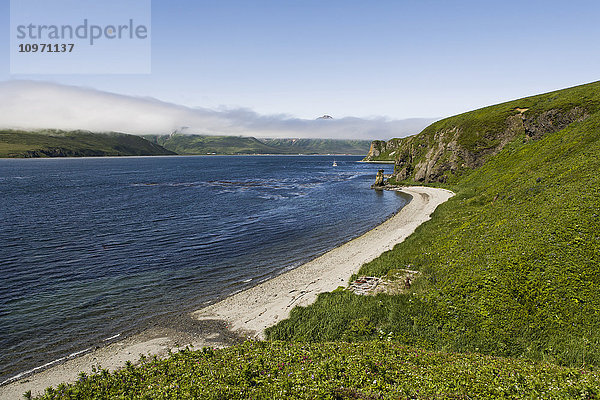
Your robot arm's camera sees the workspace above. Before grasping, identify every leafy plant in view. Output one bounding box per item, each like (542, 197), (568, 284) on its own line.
(32, 342), (600, 399)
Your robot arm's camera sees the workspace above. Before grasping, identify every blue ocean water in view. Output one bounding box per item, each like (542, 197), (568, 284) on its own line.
(0, 155), (406, 384)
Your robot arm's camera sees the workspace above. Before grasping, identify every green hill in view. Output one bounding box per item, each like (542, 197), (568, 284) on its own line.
(143, 134), (372, 155)
(363, 81), (600, 183)
(268, 81), (600, 367)
(0, 130), (175, 157)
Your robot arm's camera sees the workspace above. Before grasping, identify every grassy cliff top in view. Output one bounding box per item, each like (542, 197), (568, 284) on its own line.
(364, 81), (600, 182)
(419, 80), (600, 153)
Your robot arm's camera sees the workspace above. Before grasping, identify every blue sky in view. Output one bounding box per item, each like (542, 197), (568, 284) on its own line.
(1, 0), (600, 130)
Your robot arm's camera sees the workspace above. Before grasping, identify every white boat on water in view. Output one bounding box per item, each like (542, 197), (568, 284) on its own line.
(332, 160), (337, 167)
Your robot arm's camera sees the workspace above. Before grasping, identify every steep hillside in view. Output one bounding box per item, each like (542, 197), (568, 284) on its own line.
(143, 134), (371, 155)
(268, 81), (600, 367)
(364, 81), (600, 183)
(0, 130), (175, 157)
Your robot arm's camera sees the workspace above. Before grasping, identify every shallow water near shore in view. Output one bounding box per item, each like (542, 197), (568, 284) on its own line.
(0, 155), (406, 384)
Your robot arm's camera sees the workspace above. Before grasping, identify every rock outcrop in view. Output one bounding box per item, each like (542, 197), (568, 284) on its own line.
(363, 139), (403, 161)
(371, 169), (386, 189)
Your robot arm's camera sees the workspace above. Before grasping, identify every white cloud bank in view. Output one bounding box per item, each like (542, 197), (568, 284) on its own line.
(0, 81), (435, 140)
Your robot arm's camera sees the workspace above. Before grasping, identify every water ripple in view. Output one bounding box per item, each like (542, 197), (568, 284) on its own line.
(0, 155), (404, 384)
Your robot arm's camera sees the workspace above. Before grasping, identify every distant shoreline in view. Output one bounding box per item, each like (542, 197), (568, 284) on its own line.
(0, 186), (454, 399)
(0, 129), (373, 158)
(0, 153), (367, 160)
(359, 159), (395, 164)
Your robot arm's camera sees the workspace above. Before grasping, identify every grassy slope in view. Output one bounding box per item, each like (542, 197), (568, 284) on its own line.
(267, 85), (600, 368)
(365, 81), (600, 176)
(144, 134), (371, 155)
(0, 130), (175, 157)
(32, 342), (600, 399)
(427, 80), (600, 153)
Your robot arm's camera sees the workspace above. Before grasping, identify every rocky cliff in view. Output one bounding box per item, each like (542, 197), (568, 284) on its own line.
(364, 81), (600, 183)
(363, 139), (404, 161)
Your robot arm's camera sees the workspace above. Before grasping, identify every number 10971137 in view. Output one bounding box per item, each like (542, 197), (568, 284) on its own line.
(18, 43), (75, 53)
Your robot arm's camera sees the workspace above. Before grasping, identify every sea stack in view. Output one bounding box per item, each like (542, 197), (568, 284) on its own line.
(371, 169), (386, 189)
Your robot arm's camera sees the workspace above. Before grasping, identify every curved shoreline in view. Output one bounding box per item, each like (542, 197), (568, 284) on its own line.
(0, 186), (454, 399)
(193, 186), (454, 337)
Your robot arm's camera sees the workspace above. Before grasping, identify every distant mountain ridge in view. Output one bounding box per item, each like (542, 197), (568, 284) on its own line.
(143, 134), (372, 155)
(0, 130), (373, 158)
(260, 138), (371, 154)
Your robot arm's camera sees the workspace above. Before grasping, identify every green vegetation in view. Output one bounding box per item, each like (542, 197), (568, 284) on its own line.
(31, 342), (600, 399)
(268, 81), (600, 368)
(0, 130), (175, 157)
(143, 134), (371, 155)
(26, 81), (600, 397)
(364, 81), (600, 184)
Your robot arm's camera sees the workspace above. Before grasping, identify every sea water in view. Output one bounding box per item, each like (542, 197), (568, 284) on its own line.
(0, 155), (406, 384)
